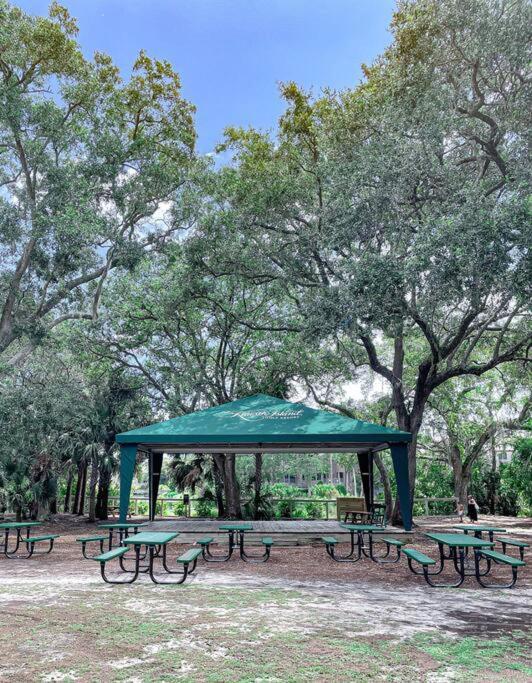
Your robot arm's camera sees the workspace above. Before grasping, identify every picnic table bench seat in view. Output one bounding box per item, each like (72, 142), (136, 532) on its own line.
(261, 537), (274, 547)
(403, 548), (436, 567)
(321, 536), (338, 545)
(175, 548), (202, 575)
(475, 548), (526, 589)
(496, 537), (529, 561)
(20, 534), (59, 555)
(76, 535), (107, 558)
(381, 537), (404, 547)
(176, 548), (202, 564)
(372, 536), (405, 563)
(92, 546), (130, 563)
(196, 537), (214, 546)
(23, 534), (59, 543)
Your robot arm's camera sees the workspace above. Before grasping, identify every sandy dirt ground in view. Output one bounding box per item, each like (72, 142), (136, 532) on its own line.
(0, 515), (531, 682)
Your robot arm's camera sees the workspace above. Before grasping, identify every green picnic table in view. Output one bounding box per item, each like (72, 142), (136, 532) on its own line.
(0, 521), (42, 557)
(202, 524), (254, 562)
(451, 525), (506, 543)
(404, 532), (494, 587)
(200, 524), (273, 563)
(326, 524), (392, 563)
(92, 530), (201, 585)
(98, 522), (148, 550)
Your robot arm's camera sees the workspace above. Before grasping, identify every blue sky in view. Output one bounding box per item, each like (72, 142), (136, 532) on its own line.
(17, 0), (395, 153)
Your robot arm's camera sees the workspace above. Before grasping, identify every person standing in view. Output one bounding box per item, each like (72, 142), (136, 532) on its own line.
(467, 495), (479, 522)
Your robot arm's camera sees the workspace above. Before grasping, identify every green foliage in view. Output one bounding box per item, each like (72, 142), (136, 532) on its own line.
(500, 437), (532, 516)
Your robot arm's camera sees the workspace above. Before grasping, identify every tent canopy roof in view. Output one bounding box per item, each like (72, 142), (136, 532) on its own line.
(116, 394), (411, 453)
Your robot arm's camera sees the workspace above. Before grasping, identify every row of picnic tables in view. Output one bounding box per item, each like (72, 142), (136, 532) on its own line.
(2, 519), (527, 588)
(0, 519), (274, 585)
(322, 522), (527, 588)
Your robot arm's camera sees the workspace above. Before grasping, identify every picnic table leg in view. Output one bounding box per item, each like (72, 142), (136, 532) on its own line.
(424, 549), (466, 588)
(202, 532), (234, 562)
(101, 546), (141, 584)
(119, 546), (150, 573)
(240, 532), (271, 563)
(81, 539), (105, 559)
(327, 531), (362, 562)
(454, 546), (489, 577)
(108, 530), (114, 551)
(406, 544), (445, 577)
(149, 546), (190, 585)
(473, 550), (519, 589)
(365, 535), (402, 564)
(160, 544), (199, 575)
(4, 530), (34, 559)
(3, 529), (21, 555)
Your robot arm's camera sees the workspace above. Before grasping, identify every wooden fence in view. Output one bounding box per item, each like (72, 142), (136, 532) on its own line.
(106, 495), (456, 519)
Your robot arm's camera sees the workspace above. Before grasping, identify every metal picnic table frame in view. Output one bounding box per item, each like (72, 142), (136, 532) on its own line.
(97, 522), (148, 550)
(201, 524), (270, 563)
(100, 531), (198, 585)
(418, 533), (495, 587)
(0, 522), (43, 558)
(325, 524), (392, 564)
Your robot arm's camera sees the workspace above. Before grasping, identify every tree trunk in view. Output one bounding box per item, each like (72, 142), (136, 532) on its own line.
(489, 435), (497, 514)
(211, 455), (226, 517)
(29, 499), (39, 520)
(63, 466), (73, 513)
(73, 461), (83, 514)
(253, 453), (263, 520)
(374, 453), (393, 522)
(95, 467), (111, 521)
(49, 498), (57, 515)
(223, 454), (242, 518)
(88, 454), (99, 523)
(77, 462), (88, 516)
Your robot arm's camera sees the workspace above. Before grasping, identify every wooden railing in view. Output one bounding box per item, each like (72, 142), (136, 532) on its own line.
(106, 495), (456, 519)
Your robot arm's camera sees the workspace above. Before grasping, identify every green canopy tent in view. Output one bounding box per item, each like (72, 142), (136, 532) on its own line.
(116, 394), (413, 529)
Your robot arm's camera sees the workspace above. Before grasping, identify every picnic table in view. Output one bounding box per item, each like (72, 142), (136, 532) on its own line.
(199, 524), (272, 563)
(328, 524), (399, 563)
(201, 523), (253, 562)
(92, 531), (201, 585)
(419, 532), (494, 587)
(98, 522), (147, 550)
(0, 521), (42, 558)
(451, 525), (506, 543)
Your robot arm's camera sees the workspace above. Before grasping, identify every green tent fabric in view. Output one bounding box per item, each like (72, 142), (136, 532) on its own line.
(116, 394), (413, 529)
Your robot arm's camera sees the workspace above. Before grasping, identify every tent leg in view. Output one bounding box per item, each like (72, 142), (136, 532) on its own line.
(390, 443), (412, 530)
(119, 445), (137, 523)
(149, 453), (163, 521)
(357, 452), (372, 512)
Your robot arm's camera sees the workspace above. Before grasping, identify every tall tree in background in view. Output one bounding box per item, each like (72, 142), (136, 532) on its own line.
(0, 1), (196, 369)
(73, 251), (301, 517)
(198, 0), (531, 523)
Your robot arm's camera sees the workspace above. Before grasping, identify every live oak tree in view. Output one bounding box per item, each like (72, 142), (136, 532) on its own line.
(74, 250), (302, 517)
(0, 1), (196, 369)
(197, 0), (531, 523)
(423, 369), (531, 507)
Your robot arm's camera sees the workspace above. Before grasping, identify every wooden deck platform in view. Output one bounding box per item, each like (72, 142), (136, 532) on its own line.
(145, 519), (409, 544)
